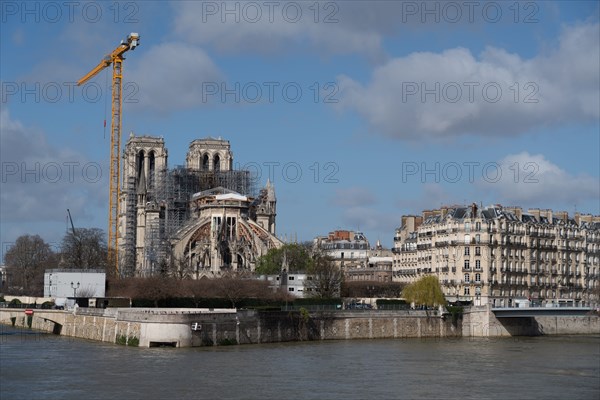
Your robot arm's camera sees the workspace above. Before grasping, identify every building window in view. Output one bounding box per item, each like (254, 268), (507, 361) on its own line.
(475, 246), (481, 256)
(464, 247), (470, 256)
(465, 222), (471, 233)
(464, 260), (470, 270)
(475, 273), (481, 283)
(464, 287), (470, 295)
(289, 276), (294, 280)
(288, 287), (294, 291)
(475, 260), (481, 270)
(464, 273), (470, 283)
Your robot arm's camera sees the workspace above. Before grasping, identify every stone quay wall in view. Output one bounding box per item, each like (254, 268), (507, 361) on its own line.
(462, 306), (600, 337)
(0, 308), (142, 346)
(190, 310), (462, 347)
(0, 308), (460, 347)
(2, 307), (598, 348)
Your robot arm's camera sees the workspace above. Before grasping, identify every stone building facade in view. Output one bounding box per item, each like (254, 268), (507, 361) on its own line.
(117, 134), (281, 277)
(393, 204), (600, 307)
(314, 230), (369, 271)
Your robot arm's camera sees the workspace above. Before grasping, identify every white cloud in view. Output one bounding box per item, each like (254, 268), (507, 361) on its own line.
(341, 206), (398, 234)
(0, 109), (106, 225)
(127, 43), (224, 113)
(335, 22), (600, 139)
(478, 152), (599, 207)
(172, 2), (386, 60)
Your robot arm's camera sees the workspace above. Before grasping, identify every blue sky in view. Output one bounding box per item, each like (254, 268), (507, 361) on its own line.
(1, 1), (599, 258)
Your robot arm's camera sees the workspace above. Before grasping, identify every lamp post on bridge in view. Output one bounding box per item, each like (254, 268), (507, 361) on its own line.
(71, 281), (80, 298)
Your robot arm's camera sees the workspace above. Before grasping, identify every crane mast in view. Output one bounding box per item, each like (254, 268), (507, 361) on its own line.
(77, 33), (140, 277)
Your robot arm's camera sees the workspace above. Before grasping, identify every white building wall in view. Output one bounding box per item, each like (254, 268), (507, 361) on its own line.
(44, 270), (106, 298)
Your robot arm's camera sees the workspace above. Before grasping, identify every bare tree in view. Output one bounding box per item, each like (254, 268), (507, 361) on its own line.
(307, 253), (342, 299)
(130, 277), (184, 307)
(169, 255), (196, 280)
(60, 228), (107, 270)
(4, 235), (56, 295)
(214, 272), (254, 308)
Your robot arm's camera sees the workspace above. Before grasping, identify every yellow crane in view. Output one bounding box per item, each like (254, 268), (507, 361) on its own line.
(77, 33), (140, 276)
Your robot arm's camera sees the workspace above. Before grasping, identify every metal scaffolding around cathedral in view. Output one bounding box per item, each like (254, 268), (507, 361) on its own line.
(118, 134), (282, 277)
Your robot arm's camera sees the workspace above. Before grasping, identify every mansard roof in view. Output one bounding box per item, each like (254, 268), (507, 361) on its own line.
(420, 204), (599, 230)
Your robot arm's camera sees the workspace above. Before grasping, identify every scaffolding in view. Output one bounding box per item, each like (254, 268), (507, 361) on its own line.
(121, 175), (137, 277)
(121, 166), (256, 276)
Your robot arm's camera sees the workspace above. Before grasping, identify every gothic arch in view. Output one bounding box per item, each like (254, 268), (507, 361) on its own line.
(213, 153), (221, 172)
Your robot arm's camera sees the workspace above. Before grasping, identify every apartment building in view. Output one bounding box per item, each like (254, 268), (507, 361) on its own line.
(393, 204), (600, 307)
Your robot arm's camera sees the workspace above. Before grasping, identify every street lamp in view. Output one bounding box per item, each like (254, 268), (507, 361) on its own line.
(71, 281), (80, 297)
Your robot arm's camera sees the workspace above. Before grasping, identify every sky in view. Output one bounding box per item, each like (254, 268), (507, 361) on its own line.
(1, 1), (599, 260)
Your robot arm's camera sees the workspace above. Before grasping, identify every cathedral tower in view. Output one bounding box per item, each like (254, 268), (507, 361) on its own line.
(119, 134), (168, 275)
(186, 137), (233, 172)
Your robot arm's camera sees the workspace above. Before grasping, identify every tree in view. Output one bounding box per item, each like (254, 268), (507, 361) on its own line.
(60, 228), (107, 270)
(4, 235), (57, 295)
(125, 277), (184, 307)
(306, 253), (342, 299)
(214, 271), (272, 307)
(255, 243), (313, 275)
(402, 275), (446, 310)
(165, 254), (195, 279)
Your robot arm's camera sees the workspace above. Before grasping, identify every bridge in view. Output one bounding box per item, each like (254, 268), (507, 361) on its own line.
(491, 306), (594, 318)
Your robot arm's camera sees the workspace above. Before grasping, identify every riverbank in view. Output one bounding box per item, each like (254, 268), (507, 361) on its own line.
(0, 307), (460, 347)
(1, 306), (597, 347)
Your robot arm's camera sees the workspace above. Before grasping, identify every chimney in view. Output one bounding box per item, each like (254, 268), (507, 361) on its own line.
(528, 208), (541, 222)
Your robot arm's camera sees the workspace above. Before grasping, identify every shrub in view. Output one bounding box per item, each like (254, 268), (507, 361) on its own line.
(446, 305), (464, 325)
(9, 298), (22, 307)
(41, 301), (55, 309)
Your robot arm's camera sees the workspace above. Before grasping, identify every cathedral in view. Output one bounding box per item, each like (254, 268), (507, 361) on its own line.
(117, 134), (282, 277)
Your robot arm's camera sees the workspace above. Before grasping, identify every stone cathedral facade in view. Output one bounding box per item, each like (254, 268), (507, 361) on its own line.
(117, 134), (282, 278)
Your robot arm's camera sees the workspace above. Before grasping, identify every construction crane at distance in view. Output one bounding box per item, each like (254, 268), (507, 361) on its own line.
(66, 209), (82, 267)
(77, 33), (140, 277)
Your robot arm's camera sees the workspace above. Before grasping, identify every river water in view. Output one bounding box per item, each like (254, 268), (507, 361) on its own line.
(1, 326), (598, 400)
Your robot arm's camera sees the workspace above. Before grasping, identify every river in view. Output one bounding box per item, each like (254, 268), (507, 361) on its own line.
(1, 326), (598, 400)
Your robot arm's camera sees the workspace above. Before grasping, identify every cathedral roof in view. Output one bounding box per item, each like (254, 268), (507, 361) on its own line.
(216, 193), (247, 201)
(192, 186), (242, 199)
